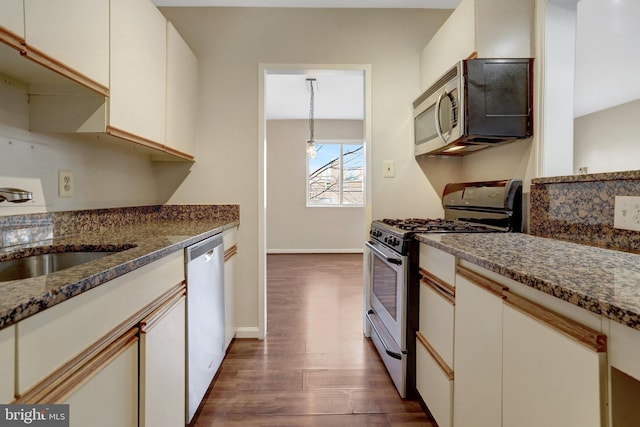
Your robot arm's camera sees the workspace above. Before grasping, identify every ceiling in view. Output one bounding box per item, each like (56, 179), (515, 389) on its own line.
(152, 0), (461, 120)
(155, 0), (639, 121)
(153, 0), (460, 8)
(266, 72), (365, 120)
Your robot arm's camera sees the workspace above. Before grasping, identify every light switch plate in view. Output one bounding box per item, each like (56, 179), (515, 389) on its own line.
(383, 160), (395, 178)
(58, 169), (74, 198)
(613, 196), (640, 231)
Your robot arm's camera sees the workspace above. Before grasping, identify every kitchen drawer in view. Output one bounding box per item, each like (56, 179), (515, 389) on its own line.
(458, 259), (603, 332)
(0, 325), (15, 403)
(16, 251), (184, 394)
(416, 331), (453, 427)
(419, 244), (456, 286)
(419, 274), (455, 367)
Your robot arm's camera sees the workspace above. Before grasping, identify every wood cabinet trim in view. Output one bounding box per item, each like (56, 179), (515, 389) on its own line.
(107, 126), (194, 162)
(416, 331), (454, 380)
(504, 291), (607, 353)
(419, 268), (455, 296)
(106, 125), (165, 152)
(14, 328), (138, 404)
(20, 45), (109, 97)
(139, 287), (186, 334)
(421, 273), (455, 306)
(15, 281), (186, 402)
(224, 244), (238, 262)
(162, 144), (195, 162)
(0, 28), (25, 50)
(456, 266), (508, 299)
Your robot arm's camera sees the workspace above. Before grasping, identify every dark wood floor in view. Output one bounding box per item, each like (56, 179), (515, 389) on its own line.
(191, 253), (434, 426)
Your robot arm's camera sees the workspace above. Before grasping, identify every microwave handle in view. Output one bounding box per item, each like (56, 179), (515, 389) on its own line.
(435, 90), (451, 143)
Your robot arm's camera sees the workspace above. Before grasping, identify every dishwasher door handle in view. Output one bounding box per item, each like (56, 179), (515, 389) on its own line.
(186, 234), (223, 262)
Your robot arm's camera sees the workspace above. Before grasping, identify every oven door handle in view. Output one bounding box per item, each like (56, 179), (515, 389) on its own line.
(365, 241), (402, 265)
(366, 310), (403, 360)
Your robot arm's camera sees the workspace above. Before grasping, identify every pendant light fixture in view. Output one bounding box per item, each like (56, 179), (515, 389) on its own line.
(306, 77), (317, 159)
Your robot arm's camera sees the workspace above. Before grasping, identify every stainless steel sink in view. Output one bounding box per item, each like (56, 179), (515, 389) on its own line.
(0, 251), (118, 282)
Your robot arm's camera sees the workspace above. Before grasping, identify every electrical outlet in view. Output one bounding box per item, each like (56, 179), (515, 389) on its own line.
(578, 166), (588, 174)
(383, 160), (395, 178)
(58, 169), (74, 198)
(613, 196), (640, 231)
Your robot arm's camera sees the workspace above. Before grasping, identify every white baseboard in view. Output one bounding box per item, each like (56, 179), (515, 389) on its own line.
(234, 326), (260, 339)
(267, 248), (364, 254)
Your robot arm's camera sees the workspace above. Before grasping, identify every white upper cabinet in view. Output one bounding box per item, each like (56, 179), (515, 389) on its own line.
(110, 0), (167, 147)
(0, 0), (24, 45)
(23, 0), (110, 94)
(165, 22), (197, 160)
(420, 0), (533, 89)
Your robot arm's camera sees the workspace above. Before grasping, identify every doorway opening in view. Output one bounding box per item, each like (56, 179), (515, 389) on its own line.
(258, 64), (372, 338)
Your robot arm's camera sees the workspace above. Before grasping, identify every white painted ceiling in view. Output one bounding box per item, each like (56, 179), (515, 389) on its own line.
(266, 72), (365, 120)
(154, 0), (638, 120)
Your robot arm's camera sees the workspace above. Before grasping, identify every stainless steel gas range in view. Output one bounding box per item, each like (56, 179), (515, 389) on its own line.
(363, 179), (522, 398)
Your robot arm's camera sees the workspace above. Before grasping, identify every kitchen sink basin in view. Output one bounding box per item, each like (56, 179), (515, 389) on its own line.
(0, 249), (128, 282)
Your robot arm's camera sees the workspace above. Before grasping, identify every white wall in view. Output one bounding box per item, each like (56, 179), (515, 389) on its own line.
(0, 84), (158, 216)
(156, 7), (451, 336)
(574, 99), (640, 174)
(267, 119), (364, 252)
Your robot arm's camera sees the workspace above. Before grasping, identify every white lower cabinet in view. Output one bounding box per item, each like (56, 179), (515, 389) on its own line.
(63, 330), (139, 427)
(223, 227), (238, 350)
(0, 326), (15, 403)
(416, 252), (455, 427)
(416, 332), (453, 427)
(502, 298), (607, 427)
(418, 244), (609, 427)
(12, 252), (187, 427)
(139, 294), (186, 427)
(453, 267), (505, 427)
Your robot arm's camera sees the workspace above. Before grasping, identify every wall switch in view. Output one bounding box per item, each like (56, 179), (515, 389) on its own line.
(613, 196), (640, 231)
(383, 160), (395, 178)
(58, 169), (74, 198)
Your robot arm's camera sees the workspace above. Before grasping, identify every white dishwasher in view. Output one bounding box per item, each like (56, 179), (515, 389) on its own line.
(185, 234), (225, 423)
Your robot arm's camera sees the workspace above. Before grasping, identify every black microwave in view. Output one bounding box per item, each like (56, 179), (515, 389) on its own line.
(413, 58), (534, 156)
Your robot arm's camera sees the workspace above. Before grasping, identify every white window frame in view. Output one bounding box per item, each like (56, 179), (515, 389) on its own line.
(306, 139), (365, 208)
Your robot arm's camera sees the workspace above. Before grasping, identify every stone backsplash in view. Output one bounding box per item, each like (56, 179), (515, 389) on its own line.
(530, 171), (640, 253)
(0, 204), (240, 250)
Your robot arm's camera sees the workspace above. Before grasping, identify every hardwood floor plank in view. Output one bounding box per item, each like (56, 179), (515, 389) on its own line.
(191, 254), (433, 427)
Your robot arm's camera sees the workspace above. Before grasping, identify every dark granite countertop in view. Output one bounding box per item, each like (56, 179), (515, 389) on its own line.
(415, 233), (640, 331)
(0, 218), (238, 330)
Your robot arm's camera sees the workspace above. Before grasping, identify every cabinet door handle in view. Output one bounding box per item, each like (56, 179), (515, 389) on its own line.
(416, 331), (454, 380)
(14, 328), (139, 404)
(140, 292), (186, 334)
(419, 268), (455, 303)
(504, 291), (607, 353)
(456, 266), (508, 298)
(224, 244), (238, 262)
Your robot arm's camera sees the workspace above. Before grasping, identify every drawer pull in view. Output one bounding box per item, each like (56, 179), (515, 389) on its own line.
(457, 266), (508, 298)
(504, 292), (607, 353)
(416, 331), (454, 380)
(224, 244), (238, 262)
(420, 268), (455, 305)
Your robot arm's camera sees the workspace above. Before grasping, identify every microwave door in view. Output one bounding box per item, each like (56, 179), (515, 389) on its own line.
(436, 90), (456, 143)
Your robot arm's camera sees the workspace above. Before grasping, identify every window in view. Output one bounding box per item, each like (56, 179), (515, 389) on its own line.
(307, 141), (364, 206)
